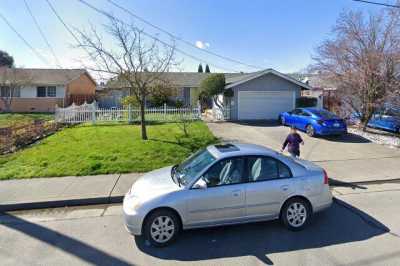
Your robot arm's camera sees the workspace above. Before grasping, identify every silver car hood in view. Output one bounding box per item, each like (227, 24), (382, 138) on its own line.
(130, 166), (181, 199)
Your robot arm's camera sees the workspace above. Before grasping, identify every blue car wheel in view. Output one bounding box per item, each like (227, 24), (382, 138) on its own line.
(280, 115), (286, 125)
(306, 124), (315, 137)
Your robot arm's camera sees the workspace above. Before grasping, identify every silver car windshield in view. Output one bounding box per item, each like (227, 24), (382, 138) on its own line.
(175, 149), (216, 186)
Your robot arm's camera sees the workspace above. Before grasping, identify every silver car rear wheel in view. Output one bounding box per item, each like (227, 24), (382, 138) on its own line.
(286, 202), (307, 228)
(281, 198), (311, 231)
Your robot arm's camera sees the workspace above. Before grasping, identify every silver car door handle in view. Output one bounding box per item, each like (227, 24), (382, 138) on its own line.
(281, 185), (289, 191)
(232, 190), (241, 197)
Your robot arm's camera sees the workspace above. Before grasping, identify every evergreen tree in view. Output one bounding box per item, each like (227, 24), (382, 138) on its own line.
(205, 64), (210, 73)
(197, 64), (203, 73)
(0, 50), (14, 67)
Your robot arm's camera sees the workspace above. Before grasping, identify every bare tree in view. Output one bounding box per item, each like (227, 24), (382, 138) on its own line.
(0, 67), (31, 112)
(76, 18), (176, 140)
(312, 8), (400, 130)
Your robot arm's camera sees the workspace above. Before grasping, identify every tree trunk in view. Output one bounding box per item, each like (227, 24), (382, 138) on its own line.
(361, 108), (374, 132)
(0, 98), (12, 112)
(140, 94), (148, 140)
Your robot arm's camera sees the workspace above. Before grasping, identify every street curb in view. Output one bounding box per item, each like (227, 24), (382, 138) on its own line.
(1, 177), (400, 212)
(0, 195), (124, 212)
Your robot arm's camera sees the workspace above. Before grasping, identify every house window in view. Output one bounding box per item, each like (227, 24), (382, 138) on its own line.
(47, 86), (56, 97)
(37, 86), (57, 97)
(37, 87), (46, 97)
(0, 87), (20, 97)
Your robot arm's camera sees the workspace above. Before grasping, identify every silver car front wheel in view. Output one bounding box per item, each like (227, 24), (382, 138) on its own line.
(150, 216), (175, 243)
(144, 209), (180, 247)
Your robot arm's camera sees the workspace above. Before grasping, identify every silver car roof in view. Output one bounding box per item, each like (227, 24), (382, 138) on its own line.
(207, 143), (279, 159)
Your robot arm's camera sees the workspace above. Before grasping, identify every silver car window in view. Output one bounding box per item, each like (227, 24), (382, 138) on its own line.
(248, 156), (292, 182)
(202, 157), (245, 187)
(176, 149), (216, 186)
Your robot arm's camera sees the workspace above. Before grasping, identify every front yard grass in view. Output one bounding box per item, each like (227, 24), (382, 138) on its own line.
(0, 121), (218, 180)
(0, 113), (54, 128)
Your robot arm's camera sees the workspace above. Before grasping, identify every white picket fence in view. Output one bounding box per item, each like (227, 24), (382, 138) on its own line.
(55, 101), (201, 124)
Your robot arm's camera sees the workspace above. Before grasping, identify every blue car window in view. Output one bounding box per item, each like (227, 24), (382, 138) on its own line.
(310, 110), (337, 119)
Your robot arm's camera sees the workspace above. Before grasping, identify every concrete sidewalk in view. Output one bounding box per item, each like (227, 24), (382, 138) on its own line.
(0, 173), (141, 212)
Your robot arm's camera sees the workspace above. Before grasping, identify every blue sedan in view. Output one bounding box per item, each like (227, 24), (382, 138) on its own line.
(368, 115), (400, 133)
(279, 108), (347, 137)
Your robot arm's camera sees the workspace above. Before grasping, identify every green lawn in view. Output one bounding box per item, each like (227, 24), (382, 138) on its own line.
(0, 121), (218, 180)
(0, 113), (54, 128)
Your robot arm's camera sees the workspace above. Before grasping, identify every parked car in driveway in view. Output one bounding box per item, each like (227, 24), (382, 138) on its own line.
(279, 108), (347, 137)
(123, 143), (333, 247)
(349, 111), (400, 134)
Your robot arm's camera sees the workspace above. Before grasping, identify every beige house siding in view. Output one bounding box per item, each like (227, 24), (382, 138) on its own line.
(0, 98), (64, 112)
(66, 73), (96, 96)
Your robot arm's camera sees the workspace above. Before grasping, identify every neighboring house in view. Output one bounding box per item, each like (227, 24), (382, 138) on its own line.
(300, 73), (338, 110)
(103, 68), (312, 120)
(0, 68), (97, 113)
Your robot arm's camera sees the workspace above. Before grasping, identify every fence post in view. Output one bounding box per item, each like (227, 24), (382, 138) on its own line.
(92, 101), (96, 125)
(128, 104), (132, 124)
(164, 103), (167, 120)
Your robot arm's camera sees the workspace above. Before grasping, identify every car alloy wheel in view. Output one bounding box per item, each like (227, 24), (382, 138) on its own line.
(281, 198), (311, 231)
(150, 216), (175, 244)
(286, 202), (307, 228)
(306, 125), (315, 137)
(280, 116), (286, 125)
(144, 209), (180, 247)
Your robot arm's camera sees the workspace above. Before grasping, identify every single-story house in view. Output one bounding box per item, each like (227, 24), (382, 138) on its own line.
(0, 68), (97, 112)
(104, 68), (312, 120)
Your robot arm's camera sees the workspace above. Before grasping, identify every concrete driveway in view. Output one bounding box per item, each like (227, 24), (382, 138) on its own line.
(207, 121), (400, 183)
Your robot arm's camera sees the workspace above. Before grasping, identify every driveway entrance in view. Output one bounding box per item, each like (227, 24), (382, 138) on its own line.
(207, 121), (400, 183)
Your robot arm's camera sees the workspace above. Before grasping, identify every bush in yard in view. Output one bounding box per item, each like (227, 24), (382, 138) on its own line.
(121, 96), (139, 108)
(296, 97), (318, 108)
(149, 84), (172, 107)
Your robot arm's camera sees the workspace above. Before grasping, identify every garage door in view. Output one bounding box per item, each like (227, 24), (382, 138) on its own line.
(238, 91), (294, 120)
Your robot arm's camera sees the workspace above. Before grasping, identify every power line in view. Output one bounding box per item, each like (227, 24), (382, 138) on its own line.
(0, 10), (50, 66)
(76, 0), (241, 72)
(106, 0), (264, 70)
(23, 0), (62, 67)
(45, 0), (87, 49)
(352, 0), (400, 8)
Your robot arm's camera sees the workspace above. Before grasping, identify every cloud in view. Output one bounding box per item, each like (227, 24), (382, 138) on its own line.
(195, 40), (210, 49)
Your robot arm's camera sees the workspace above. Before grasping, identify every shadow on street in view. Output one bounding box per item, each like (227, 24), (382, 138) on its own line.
(323, 133), (371, 144)
(135, 200), (388, 265)
(231, 120), (281, 127)
(0, 213), (133, 266)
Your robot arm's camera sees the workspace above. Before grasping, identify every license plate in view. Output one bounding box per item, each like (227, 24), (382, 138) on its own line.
(334, 123), (340, 127)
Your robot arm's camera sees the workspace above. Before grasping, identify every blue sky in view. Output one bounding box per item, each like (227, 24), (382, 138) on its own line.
(0, 0), (382, 75)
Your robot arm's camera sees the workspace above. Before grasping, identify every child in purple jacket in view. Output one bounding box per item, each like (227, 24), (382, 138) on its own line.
(281, 126), (304, 157)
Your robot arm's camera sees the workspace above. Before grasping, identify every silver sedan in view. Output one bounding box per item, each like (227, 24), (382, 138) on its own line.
(123, 143), (332, 247)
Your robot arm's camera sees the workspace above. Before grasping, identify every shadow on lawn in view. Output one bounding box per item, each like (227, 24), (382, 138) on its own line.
(135, 199), (388, 265)
(149, 136), (218, 152)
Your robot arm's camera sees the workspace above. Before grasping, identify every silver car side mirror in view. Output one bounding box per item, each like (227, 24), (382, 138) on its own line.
(192, 178), (207, 189)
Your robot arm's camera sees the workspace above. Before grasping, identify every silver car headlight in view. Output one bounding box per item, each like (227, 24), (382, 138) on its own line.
(124, 193), (142, 211)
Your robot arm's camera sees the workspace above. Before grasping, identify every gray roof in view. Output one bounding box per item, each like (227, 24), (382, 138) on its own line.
(289, 73), (337, 89)
(0, 68), (94, 86)
(106, 69), (311, 90)
(107, 72), (251, 89)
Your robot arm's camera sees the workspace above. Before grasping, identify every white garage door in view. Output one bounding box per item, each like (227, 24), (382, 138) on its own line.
(238, 91), (295, 120)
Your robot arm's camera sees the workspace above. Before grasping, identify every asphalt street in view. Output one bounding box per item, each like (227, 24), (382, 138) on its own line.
(1, 184), (400, 266)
